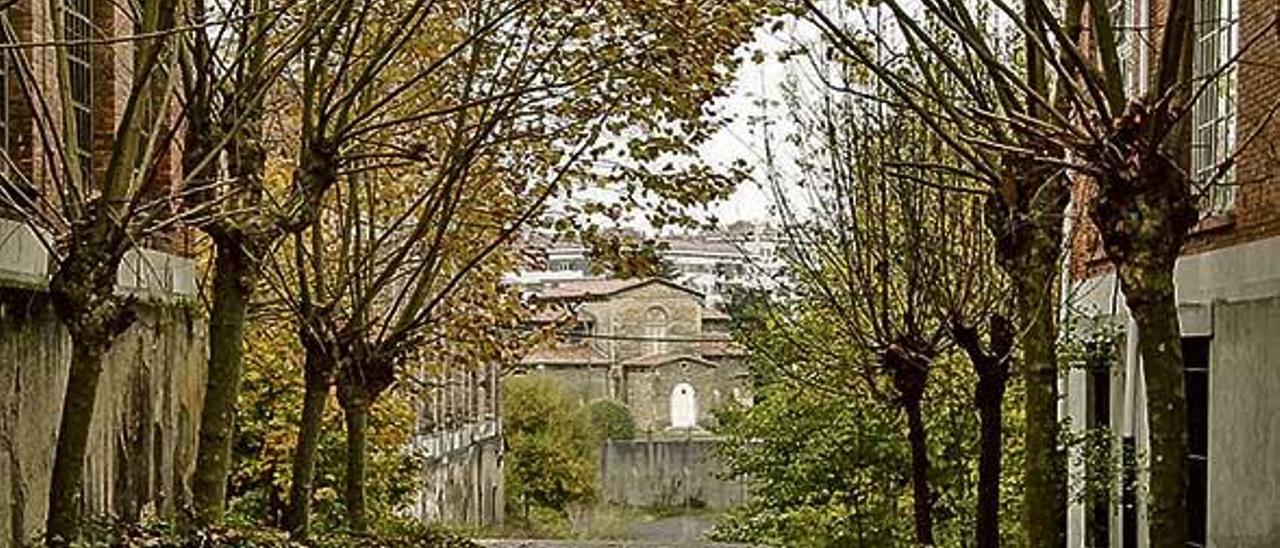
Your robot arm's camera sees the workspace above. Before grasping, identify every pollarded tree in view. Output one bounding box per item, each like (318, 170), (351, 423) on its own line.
(765, 62), (1012, 543)
(0, 0), (259, 540)
(803, 0), (1280, 542)
(256, 0), (783, 536)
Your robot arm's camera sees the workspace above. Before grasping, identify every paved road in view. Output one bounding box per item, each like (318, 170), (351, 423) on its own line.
(478, 514), (755, 547)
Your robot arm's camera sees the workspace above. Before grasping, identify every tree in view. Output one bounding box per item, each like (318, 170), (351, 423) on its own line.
(712, 292), (999, 546)
(0, 0), (249, 539)
(802, 0), (1280, 541)
(763, 73), (1009, 543)
(503, 376), (597, 519)
(254, 0), (782, 536)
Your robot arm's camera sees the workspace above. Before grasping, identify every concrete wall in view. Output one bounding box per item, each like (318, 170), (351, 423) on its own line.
(0, 292), (206, 544)
(1066, 234), (1280, 547)
(1204, 296), (1280, 547)
(414, 421), (504, 527)
(598, 437), (747, 510)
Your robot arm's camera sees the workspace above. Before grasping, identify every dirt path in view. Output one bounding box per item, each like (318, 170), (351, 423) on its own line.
(477, 514), (754, 547)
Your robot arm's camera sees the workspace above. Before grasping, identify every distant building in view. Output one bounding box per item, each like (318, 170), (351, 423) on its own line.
(507, 221), (785, 308)
(412, 359), (504, 526)
(517, 278), (750, 434)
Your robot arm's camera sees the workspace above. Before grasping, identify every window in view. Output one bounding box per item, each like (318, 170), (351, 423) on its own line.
(570, 313), (594, 343)
(1183, 337), (1211, 547)
(1108, 0), (1135, 91)
(1086, 365), (1112, 547)
(65, 0), (93, 183)
(1191, 0), (1240, 213)
(644, 306), (668, 354)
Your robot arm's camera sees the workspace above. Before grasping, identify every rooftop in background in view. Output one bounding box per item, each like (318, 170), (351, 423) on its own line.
(507, 221), (786, 308)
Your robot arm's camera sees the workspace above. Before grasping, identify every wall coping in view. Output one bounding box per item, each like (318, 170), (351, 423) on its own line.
(0, 218), (197, 301)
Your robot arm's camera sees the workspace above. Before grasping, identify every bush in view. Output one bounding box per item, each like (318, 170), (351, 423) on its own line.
(57, 514), (479, 547)
(503, 376), (597, 519)
(581, 399), (636, 443)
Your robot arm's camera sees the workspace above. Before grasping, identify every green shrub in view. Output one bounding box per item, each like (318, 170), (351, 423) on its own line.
(55, 514), (478, 547)
(581, 399), (636, 443)
(503, 376), (597, 519)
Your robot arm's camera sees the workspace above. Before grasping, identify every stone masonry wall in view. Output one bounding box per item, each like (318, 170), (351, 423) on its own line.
(598, 437), (747, 511)
(0, 291), (206, 544)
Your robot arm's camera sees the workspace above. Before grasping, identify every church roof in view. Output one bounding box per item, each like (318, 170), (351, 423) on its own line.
(520, 344), (609, 365)
(622, 352), (720, 368)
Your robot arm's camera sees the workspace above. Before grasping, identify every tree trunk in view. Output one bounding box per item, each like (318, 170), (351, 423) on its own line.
(952, 314), (1013, 548)
(45, 343), (108, 545)
(987, 165), (1069, 547)
(887, 346), (933, 546)
(1016, 270), (1067, 547)
(282, 350), (331, 539)
(192, 239), (256, 525)
(339, 390), (370, 533)
(974, 367), (1007, 548)
(1119, 266), (1188, 547)
(1090, 149), (1197, 546)
(903, 393), (933, 546)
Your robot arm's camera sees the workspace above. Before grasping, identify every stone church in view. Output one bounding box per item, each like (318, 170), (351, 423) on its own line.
(519, 278), (750, 434)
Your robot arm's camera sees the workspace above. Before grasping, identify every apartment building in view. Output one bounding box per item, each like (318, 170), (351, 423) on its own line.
(1065, 0), (1280, 546)
(508, 221), (785, 308)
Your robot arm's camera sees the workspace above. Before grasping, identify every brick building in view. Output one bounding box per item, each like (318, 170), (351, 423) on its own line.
(1065, 0), (1280, 545)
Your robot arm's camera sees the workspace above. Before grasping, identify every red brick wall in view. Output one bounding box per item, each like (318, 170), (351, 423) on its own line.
(1070, 0), (1280, 279)
(4, 0), (187, 252)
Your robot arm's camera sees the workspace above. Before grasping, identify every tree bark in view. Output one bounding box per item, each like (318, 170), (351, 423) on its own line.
(974, 372), (1006, 548)
(1119, 265), (1188, 547)
(953, 315), (1013, 548)
(192, 239), (256, 525)
(1015, 270), (1067, 547)
(282, 349), (332, 539)
(1090, 147), (1197, 547)
(45, 343), (108, 546)
(887, 346), (933, 546)
(339, 390), (370, 533)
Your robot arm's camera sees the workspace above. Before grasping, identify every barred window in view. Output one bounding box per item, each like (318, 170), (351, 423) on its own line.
(65, 0), (92, 183)
(1191, 0), (1239, 213)
(0, 17), (9, 160)
(1109, 0), (1134, 90)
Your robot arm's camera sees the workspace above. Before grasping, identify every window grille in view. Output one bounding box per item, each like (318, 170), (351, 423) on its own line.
(1109, 0), (1134, 90)
(0, 15), (9, 164)
(65, 0), (92, 183)
(1182, 337), (1211, 548)
(1191, 0), (1239, 213)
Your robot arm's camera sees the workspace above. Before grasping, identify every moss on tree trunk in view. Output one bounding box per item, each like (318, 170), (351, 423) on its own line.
(1120, 265), (1188, 546)
(45, 344), (107, 545)
(1016, 271), (1067, 547)
(283, 349), (332, 539)
(340, 392), (370, 533)
(193, 239), (256, 525)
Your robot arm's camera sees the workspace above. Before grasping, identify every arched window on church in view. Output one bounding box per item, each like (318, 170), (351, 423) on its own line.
(645, 306), (668, 354)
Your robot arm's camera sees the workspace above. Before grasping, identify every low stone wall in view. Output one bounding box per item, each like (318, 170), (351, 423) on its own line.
(0, 293), (207, 544)
(414, 420), (505, 526)
(598, 437), (747, 510)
